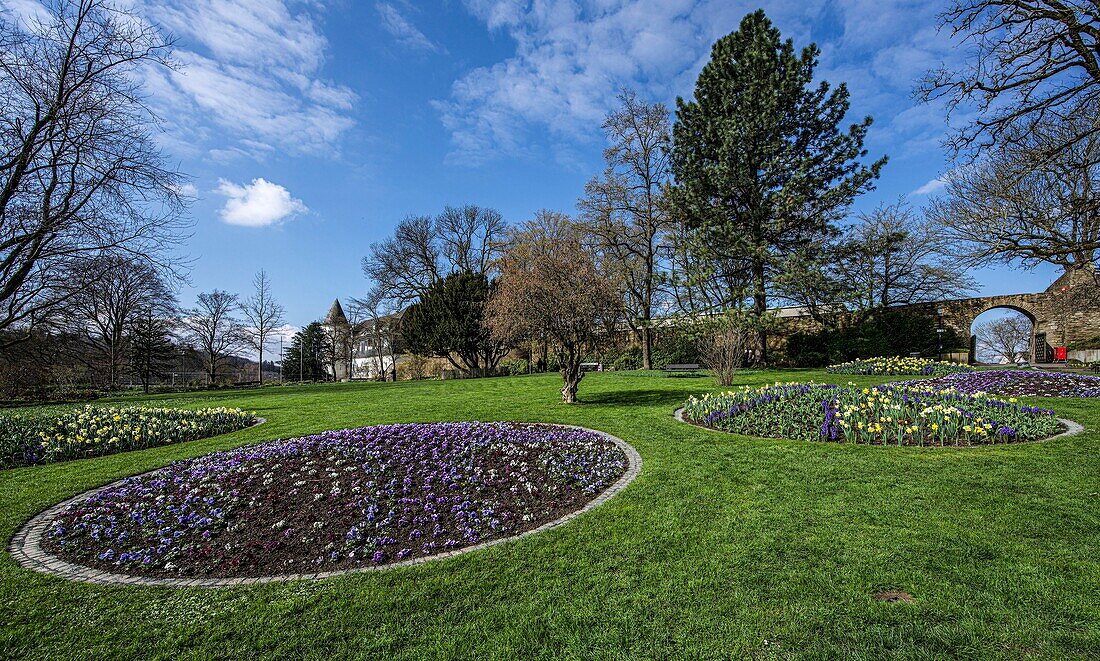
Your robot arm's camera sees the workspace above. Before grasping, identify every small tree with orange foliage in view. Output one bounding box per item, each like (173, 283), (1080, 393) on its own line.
(487, 211), (618, 403)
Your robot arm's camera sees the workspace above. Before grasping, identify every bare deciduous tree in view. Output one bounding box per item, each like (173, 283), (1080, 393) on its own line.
(919, 0), (1100, 158)
(362, 205), (505, 307)
(183, 290), (244, 384)
(926, 118), (1100, 296)
(350, 289), (402, 381)
(69, 255), (174, 388)
(698, 314), (752, 386)
(778, 201), (977, 325)
(580, 89), (673, 370)
(836, 201), (977, 309)
(975, 314), (1033, 363)
(0, 0), (187, 346)
(239, 270), (284, 384)
(436, 205), (506, 276)
(487, 211), (617, 404)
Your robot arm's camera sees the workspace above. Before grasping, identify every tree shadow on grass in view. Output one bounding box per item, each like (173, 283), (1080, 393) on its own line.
(580, 388), (690, 408)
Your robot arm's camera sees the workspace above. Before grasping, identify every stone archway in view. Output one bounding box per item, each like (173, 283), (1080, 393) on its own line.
(934, 295), (1051, 364)
(967, 305), (1038, 364)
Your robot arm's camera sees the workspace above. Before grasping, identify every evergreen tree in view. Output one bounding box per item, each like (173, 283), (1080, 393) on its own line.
(669, 10), (886, 362)
(401, 272), (507, 376)
(282, 322), (330, 382)
(128, 307), (177, 393)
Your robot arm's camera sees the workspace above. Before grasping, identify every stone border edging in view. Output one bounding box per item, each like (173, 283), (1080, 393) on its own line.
(9, 423), (641, 588)
(673, 407), (1086, 446)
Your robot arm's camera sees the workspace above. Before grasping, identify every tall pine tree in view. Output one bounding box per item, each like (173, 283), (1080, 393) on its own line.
(669, 10), (886, 362)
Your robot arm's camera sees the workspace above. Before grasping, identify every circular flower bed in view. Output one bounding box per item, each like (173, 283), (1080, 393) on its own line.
(0, 405), (257, 468)
(827, 356), (972, 376)
(904, 369), (1100, 398)
(681, 383), (1063, 446)
(40, 422), (628, 578)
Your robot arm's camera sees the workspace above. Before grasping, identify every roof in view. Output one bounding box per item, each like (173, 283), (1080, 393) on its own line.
(324, 299), (348, 326)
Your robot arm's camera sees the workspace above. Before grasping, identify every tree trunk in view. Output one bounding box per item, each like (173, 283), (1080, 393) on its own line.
(258, 344), (263, 385)
(751, 258), (767, 365)
(560, 347), (583, 403)
(641, 325), (653, 370)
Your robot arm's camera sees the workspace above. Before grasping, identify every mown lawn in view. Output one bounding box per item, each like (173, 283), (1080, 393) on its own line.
(2, 370), (1098, 659)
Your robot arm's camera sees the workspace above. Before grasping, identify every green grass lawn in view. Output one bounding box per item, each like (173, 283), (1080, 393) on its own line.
(2, 370), (1099, 659)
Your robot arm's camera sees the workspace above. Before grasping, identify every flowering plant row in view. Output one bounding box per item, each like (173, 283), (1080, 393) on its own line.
(43, 422), (627, 577)
(827, 356), (973, 376)
(909, 370), (1100, 398)
(682, 382), (1062, 446)
(0, 405), (257, 468)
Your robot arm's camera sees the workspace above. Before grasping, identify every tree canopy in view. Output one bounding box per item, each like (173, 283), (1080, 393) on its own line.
(487, 211), (617, 403)
(669, 10), (885, 362)
(401, 272), (506, 375)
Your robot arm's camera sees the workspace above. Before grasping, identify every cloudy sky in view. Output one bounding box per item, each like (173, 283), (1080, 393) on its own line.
(2, 0), (1061, 331)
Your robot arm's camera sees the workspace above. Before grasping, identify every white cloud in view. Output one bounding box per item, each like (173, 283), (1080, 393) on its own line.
(377, 2), (440, 52)
(141, 0), (357, 157)
(0, 0), (52, 27)
(440, 0), (965, 164)
(216, 178), (307, 227)
(911, 177), (947, 196)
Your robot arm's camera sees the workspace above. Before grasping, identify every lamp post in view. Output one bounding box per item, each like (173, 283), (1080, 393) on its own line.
(935, 306), (946, 362)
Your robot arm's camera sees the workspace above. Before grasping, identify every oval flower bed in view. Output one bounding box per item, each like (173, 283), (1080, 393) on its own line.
(40, 422), (628, 578)
(681, 383), (1063, 446)
(906, 369), (1100, 398)
(0, 405), (257, 468)
(827, 356), (972, 376)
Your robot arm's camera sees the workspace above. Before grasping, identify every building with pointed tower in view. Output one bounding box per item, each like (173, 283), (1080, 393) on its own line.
(321, 299), (404, 380)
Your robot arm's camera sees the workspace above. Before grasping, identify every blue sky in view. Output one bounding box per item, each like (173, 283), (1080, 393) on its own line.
(6, 0), (1065, 333)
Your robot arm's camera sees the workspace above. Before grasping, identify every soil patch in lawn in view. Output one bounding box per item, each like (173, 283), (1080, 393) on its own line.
(37, 422), (630, 579)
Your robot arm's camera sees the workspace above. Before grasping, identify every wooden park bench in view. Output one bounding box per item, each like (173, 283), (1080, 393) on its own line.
(662, 363), (701, 376)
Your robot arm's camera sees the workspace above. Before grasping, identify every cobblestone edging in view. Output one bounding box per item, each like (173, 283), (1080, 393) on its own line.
(9, 423), (641, 588)
(674, 407), (1086, 445)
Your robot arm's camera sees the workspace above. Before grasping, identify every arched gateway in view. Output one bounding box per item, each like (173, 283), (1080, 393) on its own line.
(934, 269), (1100, 363)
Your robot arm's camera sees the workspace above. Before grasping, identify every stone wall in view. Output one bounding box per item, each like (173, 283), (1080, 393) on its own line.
(768, 269), (1100, 363)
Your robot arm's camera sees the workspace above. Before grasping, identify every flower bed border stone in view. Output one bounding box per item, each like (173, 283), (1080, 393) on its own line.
(9, 422), (641, 588)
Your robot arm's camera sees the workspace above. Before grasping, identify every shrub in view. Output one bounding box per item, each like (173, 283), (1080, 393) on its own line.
(398, 354), (431, 380)
(651, 332), (700, 369)
(783, 308), (967, 367)
(698, 315), (752, 385)
(499, 358), (530, 376)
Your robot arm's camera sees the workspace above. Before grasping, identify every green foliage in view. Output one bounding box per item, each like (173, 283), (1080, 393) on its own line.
(282, 322), (329, 381)
(599, 332), (701, 371)
(498, 358), (530, 376)
(783, 308), (967, 367)
(609, 346), (643, 371)
(669, 9), (885, 357)
(402, 272), (502, 373)
(652, 332), (701, 368)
